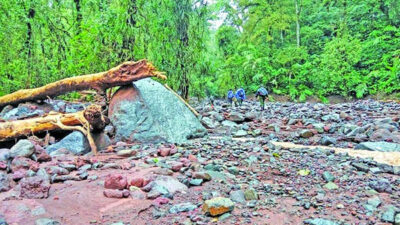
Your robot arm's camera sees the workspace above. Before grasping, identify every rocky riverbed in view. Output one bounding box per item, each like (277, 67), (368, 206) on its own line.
(1, 98), (400, 225)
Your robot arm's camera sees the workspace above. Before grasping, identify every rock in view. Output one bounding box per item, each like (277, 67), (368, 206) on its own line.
(395, 213), (400, 225)
(364, 196), (381, 212)
(158, 147), (170, 157)
(11, 156), (39, 172)
(300, 129), (314, 138)
(109, 78), (206, 144)
(9, 139), (35, 158)
(0, 148), (9, 161)
(170, 162), (183, 172)
(92, 132), (111, 151)
(0, 172), (12, 192)
(144, 176), (188, 197)
(201, 117), (219, 129)
(35, 218), (60, 225)
(104, 174), (127, 190)
(192, 172), (211, 181)
(46, 166), (69, 176)
(103, 189), (130, 198)
(244, 189), (258, 200)
(221, 120), (239, 129)
(189, 179), (203, 186)
(19, 177), (50, 199)
(34, 147), (51, 162)
(322, 171), (335, 182)
(369, 179), (392, 193)
(233, 130), (247, 137)
(321, 114), (340, 122)
(228, 112), (244, 122)
(202, 197), (234, 216)
(169, 202), (197, 214)
(230, 190), (246, 203)
(351, 162), (370, 172)
(46, 131), (90, 155)
(356, 141), (400, 152)
(130, 177), (144, 188)
(381, 205), (398, 223)
(304, 218), (339, 225)
(116, 149), (136, 157)
(323, 182), (338, 190)
(320, 136), (337, 146)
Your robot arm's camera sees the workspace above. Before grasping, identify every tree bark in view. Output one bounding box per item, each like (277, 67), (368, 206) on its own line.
(294, 0), (302, 47)
(74, 0), (82, 34)
(0, 105), (106, 154)
(0, 59), (166, 108)
(25, 8), (35, 88)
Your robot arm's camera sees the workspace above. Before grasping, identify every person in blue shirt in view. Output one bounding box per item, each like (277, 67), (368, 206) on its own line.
(227, 89), (235, 106)
(235, 88), (246, 106)
(255, 86), (268, 110)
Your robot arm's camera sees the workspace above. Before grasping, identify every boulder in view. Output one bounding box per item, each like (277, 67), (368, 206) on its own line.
(9, 139), (35, 158)
(46, 131), (90, 155)
(355, 142), (400, 152)
(109, 78), (206, 144)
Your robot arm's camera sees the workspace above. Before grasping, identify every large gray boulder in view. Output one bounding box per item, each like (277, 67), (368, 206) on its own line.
(356, 141), (400, 152)
(109, 78), (206, 144)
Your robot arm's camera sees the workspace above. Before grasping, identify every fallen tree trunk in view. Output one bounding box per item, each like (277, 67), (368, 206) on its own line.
(0, 105), (106, 154)
(0, 59), (166, 108)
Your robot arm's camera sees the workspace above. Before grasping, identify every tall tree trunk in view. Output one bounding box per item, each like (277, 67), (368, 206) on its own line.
(294, 0), (302, 47)
(175, 0), (190, 100)
(25, 8), (35, 88)
(74, 0), (82, 34)
(121, 0), (137, 60)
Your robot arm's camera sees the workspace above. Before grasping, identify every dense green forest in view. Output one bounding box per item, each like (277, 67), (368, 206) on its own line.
(0, 0), (399, 102)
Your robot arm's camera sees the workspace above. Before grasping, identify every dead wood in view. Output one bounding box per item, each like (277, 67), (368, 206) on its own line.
(0, 59), (166, 108)
(0, 105), (106, 154)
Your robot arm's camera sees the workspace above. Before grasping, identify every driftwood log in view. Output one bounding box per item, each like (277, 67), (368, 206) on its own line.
(0, 105), (106, 154)
(0, 59), (166, 108)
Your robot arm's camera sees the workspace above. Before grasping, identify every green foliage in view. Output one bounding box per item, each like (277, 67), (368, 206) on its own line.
(0, 0), (399, 101)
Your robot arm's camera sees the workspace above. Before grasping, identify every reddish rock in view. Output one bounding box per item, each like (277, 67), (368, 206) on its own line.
(323, 125), (331, 132)
(34, 146), (51, 162)
(11, 157), (39, 172)
(12, 169), (27, 181)
(152, 197), (170, 206)
(143, 176), (154, 187)
(158, 147), (170, 157)
(180, 158), (191, 167)
(188, 155), (198, 162)
(0, 161), (7, 170)
(19, 177), (50, 199)
(130, 177), (144, 188)
(104, 174), (127, 190)
(103, 189), (130, 198)
(171, 162), (183, 172)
